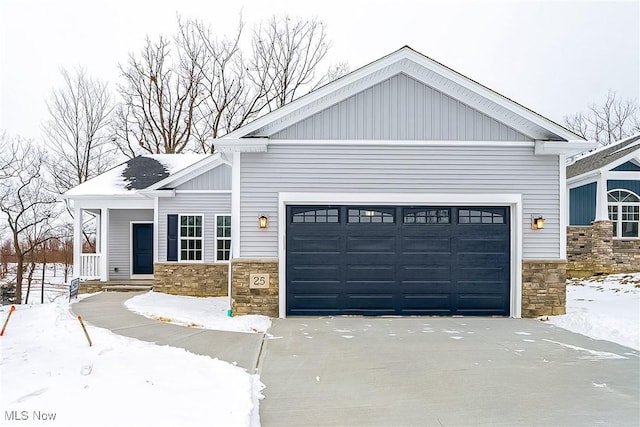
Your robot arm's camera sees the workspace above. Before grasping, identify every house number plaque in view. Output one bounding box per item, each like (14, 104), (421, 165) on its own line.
(250, 273), (270, 289)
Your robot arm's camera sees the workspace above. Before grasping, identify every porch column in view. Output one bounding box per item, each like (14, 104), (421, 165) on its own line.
(595, 172), (609, 221)
(73, 206), (82, 280)
(99, 208), (109, 281)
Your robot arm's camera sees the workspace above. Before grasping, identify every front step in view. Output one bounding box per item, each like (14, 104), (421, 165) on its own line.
(102, 285), (153, 292)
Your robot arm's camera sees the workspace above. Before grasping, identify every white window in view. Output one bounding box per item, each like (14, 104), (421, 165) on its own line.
(179, 214), (203, 261)
(608, 190), (640, 238)
(216, 215), (231, 261)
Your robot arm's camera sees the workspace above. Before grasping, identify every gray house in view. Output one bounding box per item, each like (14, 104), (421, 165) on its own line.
(567, 133), (640, 276)
(64, 46), (592, 318)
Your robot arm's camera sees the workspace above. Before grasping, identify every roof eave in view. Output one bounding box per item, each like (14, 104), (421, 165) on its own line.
(535, 140), (596, 155)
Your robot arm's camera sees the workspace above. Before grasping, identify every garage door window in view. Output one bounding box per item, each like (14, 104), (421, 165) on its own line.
(458, 209), (504, 224)
(292, 207), (339, 223)
(403, 208), (450, 224)
(348, 208), (395, 223)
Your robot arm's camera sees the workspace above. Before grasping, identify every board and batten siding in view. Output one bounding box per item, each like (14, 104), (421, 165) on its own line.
(270, 73), (532, 142)
(108, 209), (153, 279)
(176, 164), (232, 191)
(239, 144), (560, 259)
(157, 193), (232, 263)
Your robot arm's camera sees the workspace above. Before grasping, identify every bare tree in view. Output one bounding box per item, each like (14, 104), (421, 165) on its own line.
(564, 90), (640, 146)
(250, 16), (336, 112)
(115, 33), (204, 155)
(178, 17), (266, 151)
(115, 15), (347, 155)
(43, 68), (116, 193)
(0, 134), (59, 304)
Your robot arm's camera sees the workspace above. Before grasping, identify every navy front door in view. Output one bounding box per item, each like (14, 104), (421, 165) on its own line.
(286, 205), (510, 316)
(132, 223), (154, 275)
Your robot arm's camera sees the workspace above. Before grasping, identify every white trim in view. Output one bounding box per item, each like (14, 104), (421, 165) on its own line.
(214, 213), (232, 262)
(153, 197), (159, 264)
(73, 205), (82, 281)
(216, 141), (268, 153)
(178, 214), (205, 263)
(535, 140), (595, 155)
(607, 188), (640, 238)
(140, 189), (175, 198)
(219, 138), (541, 152)
(595, 173), (609, 221)
(100, 209), (109, 281)
(175, 190), (232, 194)
(559, 154), (567, 257)
(130, 221), (154, 279)
(232, 152), (241, 258)
(277, 192), (523, 319)
(67, 198), (154, 210)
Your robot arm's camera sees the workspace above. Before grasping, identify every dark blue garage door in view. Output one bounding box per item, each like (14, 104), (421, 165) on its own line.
(286, 206), (510, 316)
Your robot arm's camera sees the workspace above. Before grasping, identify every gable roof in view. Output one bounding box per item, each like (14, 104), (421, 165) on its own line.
(221, 46), (584, 143)
(567, 134), (640, 179)
(63, 154), (209, 198)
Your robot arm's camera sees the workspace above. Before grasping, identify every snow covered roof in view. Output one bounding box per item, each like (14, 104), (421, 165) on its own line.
(567, 134), (640, 179)
(63, 154), (209, 197)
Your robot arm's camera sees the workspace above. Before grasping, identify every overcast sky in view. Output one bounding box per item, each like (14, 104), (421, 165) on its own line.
(1, 0), (638, 141)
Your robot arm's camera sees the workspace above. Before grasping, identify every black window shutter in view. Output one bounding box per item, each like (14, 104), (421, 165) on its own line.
(167, 214), (178, 261)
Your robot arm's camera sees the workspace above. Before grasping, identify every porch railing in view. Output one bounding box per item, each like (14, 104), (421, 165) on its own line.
(80, 253), (102, 279)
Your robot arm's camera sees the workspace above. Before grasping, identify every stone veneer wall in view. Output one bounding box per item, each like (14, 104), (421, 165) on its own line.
(567, 221), (640, 277)
(231, 259), (279, 317)
(79, 281), (105, 294)
(153, 263), (228, 297)
(521, 260), (567, 317)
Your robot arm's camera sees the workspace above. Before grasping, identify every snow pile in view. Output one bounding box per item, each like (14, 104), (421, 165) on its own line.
(125, 291), (271, 333)
(0, 300), (261, 427)
(549, 273), (640, 350)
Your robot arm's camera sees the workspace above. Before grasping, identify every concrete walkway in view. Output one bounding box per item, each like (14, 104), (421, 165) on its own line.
(259, 316), (640, 427)
(71, 292), (263, 372)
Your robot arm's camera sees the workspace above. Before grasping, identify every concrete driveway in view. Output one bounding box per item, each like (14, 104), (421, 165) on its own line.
(258, 317), (640, 427)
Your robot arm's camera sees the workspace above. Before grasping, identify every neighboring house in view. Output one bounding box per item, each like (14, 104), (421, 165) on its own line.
(567, 133), (640, 277)
(64, 46), (592, 318)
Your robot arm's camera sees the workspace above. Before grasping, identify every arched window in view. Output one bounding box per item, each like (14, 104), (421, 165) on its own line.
(608, 189), (640, 238)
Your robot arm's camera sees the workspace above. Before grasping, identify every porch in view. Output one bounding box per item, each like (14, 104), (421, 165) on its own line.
(71, 200), (155, 282)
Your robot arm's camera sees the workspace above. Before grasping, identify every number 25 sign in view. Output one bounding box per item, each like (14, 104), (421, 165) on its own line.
(249, 273), (270, 289)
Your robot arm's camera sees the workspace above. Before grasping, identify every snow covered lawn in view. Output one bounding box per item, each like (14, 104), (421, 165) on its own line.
(0, 299), (262, 427)
(125, 291), (271, 333)
(549, 273), (640, 350)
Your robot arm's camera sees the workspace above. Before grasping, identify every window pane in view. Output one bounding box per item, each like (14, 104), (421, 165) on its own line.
(403, 208), (450, 224)
(348, 208), (394, 223)
(622, 221), (639, 238)
(458, 209), (504, 224)
(292, 208), (339, 223)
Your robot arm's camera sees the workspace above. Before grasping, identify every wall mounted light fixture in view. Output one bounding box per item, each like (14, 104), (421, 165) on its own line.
(532, 215), (545, 230)
(259, 215), (269, 229)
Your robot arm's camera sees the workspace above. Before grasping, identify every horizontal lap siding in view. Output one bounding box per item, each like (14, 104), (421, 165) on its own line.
(158, 194), (232, 262)
(108, 209), (153, 279)
(240, 144), (560, 259)
(271, 74), (531, 142)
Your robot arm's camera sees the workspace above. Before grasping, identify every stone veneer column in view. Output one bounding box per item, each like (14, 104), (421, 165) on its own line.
(521, 260), (567, 317)
(590, 220), (614, 275)
(231, 259), (279, 317)
(566, 226), (594, 277)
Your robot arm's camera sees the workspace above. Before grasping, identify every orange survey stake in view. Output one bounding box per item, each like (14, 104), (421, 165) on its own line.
(1, 305), (16, 336)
